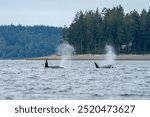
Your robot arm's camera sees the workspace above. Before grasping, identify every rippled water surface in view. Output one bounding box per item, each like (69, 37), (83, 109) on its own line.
(0, 60), (150, 99)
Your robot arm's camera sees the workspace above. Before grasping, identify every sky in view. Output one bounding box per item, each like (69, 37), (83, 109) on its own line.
(0, 0), (150, 27)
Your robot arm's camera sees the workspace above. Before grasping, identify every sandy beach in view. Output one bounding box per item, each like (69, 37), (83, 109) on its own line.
(27, 54), (150, 60)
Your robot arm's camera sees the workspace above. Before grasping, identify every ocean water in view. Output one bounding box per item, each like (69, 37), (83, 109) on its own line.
(0, 60), (150, 100)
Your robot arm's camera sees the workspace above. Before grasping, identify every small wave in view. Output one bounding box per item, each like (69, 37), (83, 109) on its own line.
(59, 87), (72, 93)
(87, 77), (96, 81)
(145, 76), (150, 78)
(93, 94), (103, 97)
(28, 87), (35, 91)
(120, 93), (145, 97)
(52, 91), (56, 94)
(146, 81), (150, 84)
(92, 93), (105, 98)
(59, 89), (68, 93)
(43, 87), (52, 90)
(5, 96), (13, 100)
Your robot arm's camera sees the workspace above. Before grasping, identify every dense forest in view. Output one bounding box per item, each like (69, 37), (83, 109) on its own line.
(1, 6), (150, 59)
(64, 5), (150, 54)
(0, 25), (63, 59)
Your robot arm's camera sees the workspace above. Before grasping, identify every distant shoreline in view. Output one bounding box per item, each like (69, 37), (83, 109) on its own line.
(26, 54), (150, 61)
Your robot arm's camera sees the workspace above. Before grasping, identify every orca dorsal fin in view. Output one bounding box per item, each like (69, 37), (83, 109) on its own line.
(45, 59), (49, 68)
(94, 62), (100, 68)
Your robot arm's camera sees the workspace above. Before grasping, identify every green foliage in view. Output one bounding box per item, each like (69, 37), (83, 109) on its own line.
(0, 25), (63, 59)
(64, 6), (150, 54)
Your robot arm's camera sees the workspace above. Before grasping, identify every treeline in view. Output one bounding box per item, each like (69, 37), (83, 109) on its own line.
(0, 25), (63, 59)
(64, 5), (150, 54)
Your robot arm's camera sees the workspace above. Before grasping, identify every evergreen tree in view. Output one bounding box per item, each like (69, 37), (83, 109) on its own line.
(64, 6), (150, 54)
(0, 25), (63, 59)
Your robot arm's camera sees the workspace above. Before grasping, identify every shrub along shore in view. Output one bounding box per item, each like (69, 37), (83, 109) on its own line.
(26, 54), (150, 60)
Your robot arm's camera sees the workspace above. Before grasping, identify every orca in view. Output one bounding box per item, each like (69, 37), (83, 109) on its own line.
(45, 59), (64, 69)
(94, 62), (114, 69)
(45, 59), (49, 67)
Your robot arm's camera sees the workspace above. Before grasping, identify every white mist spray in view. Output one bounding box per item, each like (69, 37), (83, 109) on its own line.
(57, 41), (74, 67)
(105, 45), (116, 64)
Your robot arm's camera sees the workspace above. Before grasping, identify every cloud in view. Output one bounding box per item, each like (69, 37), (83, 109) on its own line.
(0, 0), (150, 26)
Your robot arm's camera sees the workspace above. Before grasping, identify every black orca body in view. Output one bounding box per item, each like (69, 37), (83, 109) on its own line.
(45, 59), (49, 67)
(46, 66), (64, 69)
(94, 62), (114, 69)
(45, 59), (64, 69)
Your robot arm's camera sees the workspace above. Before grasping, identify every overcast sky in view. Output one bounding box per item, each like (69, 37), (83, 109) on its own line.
(0, 0), (150, 27)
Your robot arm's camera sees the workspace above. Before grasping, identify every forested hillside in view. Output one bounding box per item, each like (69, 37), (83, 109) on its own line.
(0, 25), (63, 59)
(64, 5), (150, 54)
